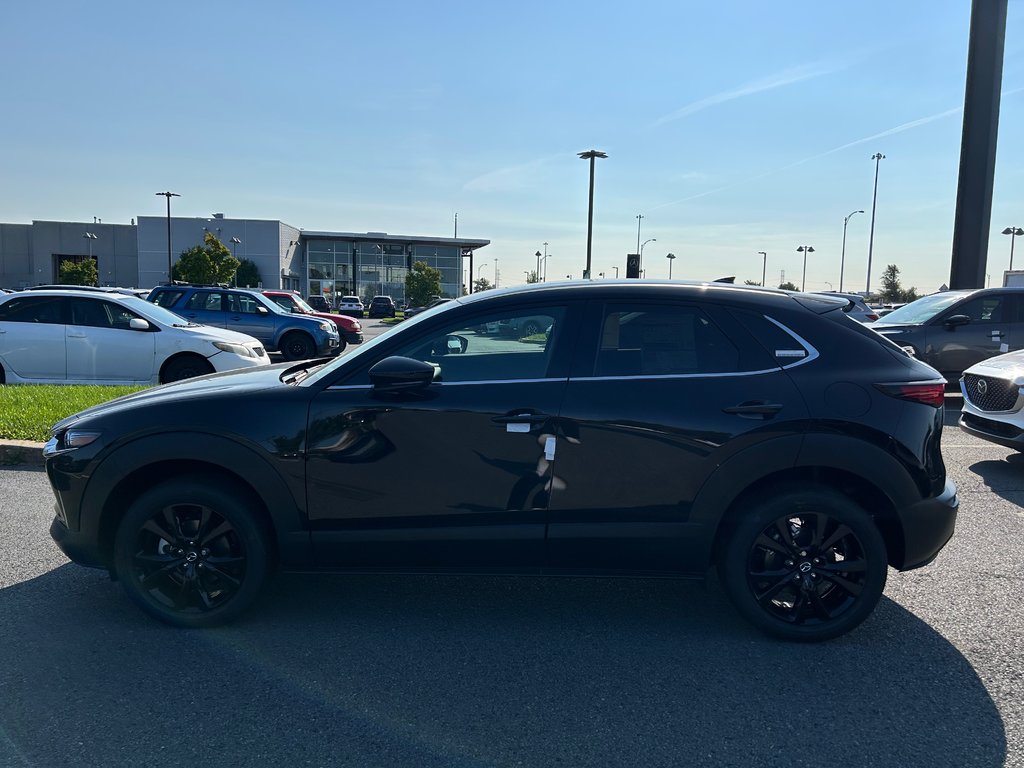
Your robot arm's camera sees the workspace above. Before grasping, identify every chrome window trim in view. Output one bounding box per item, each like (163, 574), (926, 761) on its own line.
(764, 315), (819, 369)
(570, 369), (782, 382)
(326, 377), (568, 391)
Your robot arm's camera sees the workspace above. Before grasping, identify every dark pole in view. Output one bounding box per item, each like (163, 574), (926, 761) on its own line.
(840, 210), (864, 292)
(155, 191), (180, 282)
(758, 251), (767, 287)
(578, 150), (607, 280)
(865, 155), (884, 294)
(950, 0), (1008, 289)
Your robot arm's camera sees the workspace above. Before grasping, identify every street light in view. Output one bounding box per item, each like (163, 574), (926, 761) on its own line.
(866, 153), (885, 293)
(375, 244), (385, 295)
(598, 272), (605, 278)
(535, 250), (541, 282)
(797, 245), (815, 291)
(666, 252), (676, 279)
(612, 266), (619, 278)
(1002, 227), (1024, 270)
(477, 262), (489, 287)
(757, 251), (767, 287)
(82, 232), (97, 260)
(155, 191), (180, 281)
(578, 150), (607, 280)
(229, 237), (242, 286)
(641, 238), (656, 269)
(840, 210), (864, 292)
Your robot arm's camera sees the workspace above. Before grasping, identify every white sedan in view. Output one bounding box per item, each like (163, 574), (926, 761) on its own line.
(959, 350), (1024, 450)
(0, 289), (269, 385)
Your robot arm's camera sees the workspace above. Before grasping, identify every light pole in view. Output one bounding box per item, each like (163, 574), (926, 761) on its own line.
(375, 244), (385, 295)
(840, 210), (864, 292)
(598, 272), (605, 278)
(1003, 227), (1024, 270)
(229, 237), (242, 286)
(797, 245), (815, 291)
(535, 250), (541, 282)
(612, 266), (619, 278)
(476, 262), (489, 288)
(543, 241), (549, 282)
(666, 252), (676, 279)
(578, 150), (607, 280)
(155, 191), (180, 281)
(82, 232), (97, 260)
(635, 214), (644, 271)
(866, 153), (885, 293)
(641, 238), (656, 270)
(758, 251), (767, 287)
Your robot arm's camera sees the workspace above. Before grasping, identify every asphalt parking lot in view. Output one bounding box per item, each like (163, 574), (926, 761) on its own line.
(0, 399), (1021, 767)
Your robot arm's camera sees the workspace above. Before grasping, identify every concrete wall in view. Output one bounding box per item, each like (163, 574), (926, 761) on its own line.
(0, 224), (32, 288)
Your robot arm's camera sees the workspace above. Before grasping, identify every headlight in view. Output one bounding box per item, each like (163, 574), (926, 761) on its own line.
(319, 322), (335, 333)
(213, 341), (257, 358)
(44, 429), (103, 457)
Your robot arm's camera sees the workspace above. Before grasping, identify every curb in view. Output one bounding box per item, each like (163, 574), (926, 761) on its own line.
(0, 440), (46, 467)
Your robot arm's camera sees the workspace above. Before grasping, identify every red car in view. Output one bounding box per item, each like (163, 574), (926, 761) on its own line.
(263, 290), (363, 349)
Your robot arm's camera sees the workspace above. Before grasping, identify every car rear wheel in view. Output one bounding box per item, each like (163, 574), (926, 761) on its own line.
(720, 488), (887, 642)
(113, 477), (270, 628)
(161, 354), (214, 383)
(281, 331), (315, 361)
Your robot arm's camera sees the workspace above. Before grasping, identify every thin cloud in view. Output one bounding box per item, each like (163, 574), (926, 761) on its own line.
(462, 153), (563, 193)
(651, 63), (840, 128)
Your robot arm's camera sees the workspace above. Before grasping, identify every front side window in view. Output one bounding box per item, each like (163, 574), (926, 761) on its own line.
(185, 292), (224, 312)
(69, 299), (144, 329)
(227, 293), (262, 314)
(592, 304), (740, 376)
(949, 295), (1004, 323)
(385, 306), (566, 383)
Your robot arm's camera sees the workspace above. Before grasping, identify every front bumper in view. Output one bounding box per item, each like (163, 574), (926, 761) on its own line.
(895, 477), (958, 570)
(959, 410), (1024, 450)
(49, 516), (108, 570)
(342, 330), (364, 345)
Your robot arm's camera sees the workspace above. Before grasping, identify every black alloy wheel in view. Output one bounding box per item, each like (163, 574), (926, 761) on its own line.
(114, 478), (270, 627)
(161, 354), (214, 383)
(721, 488), (887, 642)
(281, 331), (315, 361)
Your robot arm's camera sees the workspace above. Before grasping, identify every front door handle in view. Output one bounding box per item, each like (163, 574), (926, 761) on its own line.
(722, 401), (783, 419)
(491, 413), (553, 425)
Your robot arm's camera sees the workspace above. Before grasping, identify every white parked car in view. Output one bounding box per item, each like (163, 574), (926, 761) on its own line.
(336, 295), (365, 317)
(959, 350), (1024, 450)
(0, 289), (269, 385)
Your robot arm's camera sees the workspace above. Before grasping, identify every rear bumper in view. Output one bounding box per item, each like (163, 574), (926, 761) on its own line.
(895, 478), (958, 570)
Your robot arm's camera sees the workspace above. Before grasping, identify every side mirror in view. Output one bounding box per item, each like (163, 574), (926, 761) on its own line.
(257, 305), (269, 315)
(944, 314), (971, 329)
(369, 356), (436, 392)
(129, 318), (151, 331)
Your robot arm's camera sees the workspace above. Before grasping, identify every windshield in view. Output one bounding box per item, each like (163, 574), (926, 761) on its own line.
(291, 295), (316, 313)
(876, 291), (972, 324)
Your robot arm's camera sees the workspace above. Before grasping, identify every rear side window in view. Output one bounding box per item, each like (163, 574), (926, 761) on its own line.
(730, 309), (817, 365)
(0, 296), (63, 323)
(185, 292), (224, 311)
(151, 290), (185, 309)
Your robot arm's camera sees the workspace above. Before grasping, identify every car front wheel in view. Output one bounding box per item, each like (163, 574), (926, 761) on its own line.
(161, 354), (215, 383)
(281, 331), (315, 361)
(113, 477), (270, 628)
(720, 488), (888, 642)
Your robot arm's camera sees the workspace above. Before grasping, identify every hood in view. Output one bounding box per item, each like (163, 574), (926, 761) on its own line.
(51, 363), (293, 431)
(871, 322), (920, 332)
(175, 324), (266, 345)
(309, 310), (358, 330)
(964, 351), (1024, 383)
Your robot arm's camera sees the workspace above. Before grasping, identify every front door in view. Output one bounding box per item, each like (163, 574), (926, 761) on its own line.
(927, 292), (1020, 378)
(66, 297), (156, 382)
(305, 303), (573, 570)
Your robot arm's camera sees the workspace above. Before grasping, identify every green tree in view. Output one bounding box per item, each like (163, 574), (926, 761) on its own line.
(779, 281), (799, 291)
(235, 258), (261, 288)
(744, 279), (761, 286)
(59, 259), (98, 286)
(172, 232), (240, 285)
(405, 260), (443, 307)
(525, 270), (540, 284)
(473, 277), (493, 292)
(879, 264), (919, 303)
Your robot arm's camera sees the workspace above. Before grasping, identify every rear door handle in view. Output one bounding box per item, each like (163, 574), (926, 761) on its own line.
(722, 401), (783, 419)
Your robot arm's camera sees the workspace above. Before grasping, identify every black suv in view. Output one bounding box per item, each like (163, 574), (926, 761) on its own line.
(44, 281), (957, 641)
(367, 295), (397, 318)
(148, 284), (340, 361)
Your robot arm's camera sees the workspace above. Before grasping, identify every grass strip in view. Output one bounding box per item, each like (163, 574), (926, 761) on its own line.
(0, 385), (148, 442)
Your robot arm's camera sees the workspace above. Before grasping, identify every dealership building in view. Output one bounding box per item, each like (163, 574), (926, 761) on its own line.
(0, 215), (489, 304)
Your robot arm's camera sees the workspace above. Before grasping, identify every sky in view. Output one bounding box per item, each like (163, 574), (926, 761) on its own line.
(1, 0), (1023, 295)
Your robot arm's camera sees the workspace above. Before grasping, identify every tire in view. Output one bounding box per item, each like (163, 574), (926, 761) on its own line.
(161, 354), (215, 383)
(113, 477), (270, 628)
(521, 320), (541, 336)
(280, 331), (315, 361)
(0, 363), (5, 384)
(719, 487), (888, 642)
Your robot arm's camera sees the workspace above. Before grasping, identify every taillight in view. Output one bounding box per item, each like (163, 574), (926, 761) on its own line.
(875, 381), (946, 408)
(866, 313), (879, 321)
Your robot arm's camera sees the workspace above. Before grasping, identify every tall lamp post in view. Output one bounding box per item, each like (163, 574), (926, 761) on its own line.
(230, 237), (242, 286)
(1003, 226), (1024, 270)
(641, 238), (656, 271)
(82, 232), (97, 260)
(866, 153), (885, 293)
(476, 262), (489, 288)
(612, 266), (619, 278)
(758, 251), (767, 287)
(155, 191), (180, 282)
(578, 150), (607, 280)
(797, 245), (815, 291)
(840, 210), (865, 292)
(666, 252), (676, 279)
(535, 250), (541, 282)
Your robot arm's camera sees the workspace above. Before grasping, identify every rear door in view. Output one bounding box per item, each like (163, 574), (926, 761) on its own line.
(0, 295), (67, 380)
(544, 299), (808, 574)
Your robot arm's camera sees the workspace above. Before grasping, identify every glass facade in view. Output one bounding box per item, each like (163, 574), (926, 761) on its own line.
(305, 237), (466, 307)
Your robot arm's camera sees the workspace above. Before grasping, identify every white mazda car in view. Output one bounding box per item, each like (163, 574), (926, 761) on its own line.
(0, 289), (269, 385)
(959, 350), (1024, 450)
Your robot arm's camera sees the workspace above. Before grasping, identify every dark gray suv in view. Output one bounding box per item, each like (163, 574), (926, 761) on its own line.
(872, 287), (1024, 382)
(148, 285), (340, 361)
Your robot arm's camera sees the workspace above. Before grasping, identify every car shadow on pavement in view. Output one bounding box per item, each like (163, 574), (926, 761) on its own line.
(0, 567), (1006, 768)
